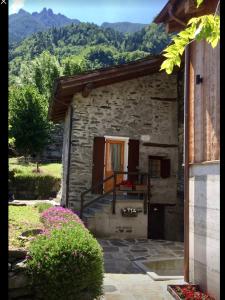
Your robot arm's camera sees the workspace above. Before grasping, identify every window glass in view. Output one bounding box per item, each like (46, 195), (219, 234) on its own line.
(149, 159), (161, 178)
(110, 143), (121, 171)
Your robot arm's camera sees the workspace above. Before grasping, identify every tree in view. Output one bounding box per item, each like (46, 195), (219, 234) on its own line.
(20, 51), (62, 99)
(61, 55), (88, 76)
(9, 85), (51, 169)
(160, 0), (220, 74)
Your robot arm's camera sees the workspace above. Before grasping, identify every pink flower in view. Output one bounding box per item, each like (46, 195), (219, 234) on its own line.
(40, 206), (84, 231)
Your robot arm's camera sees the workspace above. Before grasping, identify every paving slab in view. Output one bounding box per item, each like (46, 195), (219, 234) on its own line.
(99, 239), (185, 299)
(101, 274), (185, 300)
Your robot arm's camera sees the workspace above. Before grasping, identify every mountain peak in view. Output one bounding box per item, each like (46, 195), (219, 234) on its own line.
(40, 8), (54, 15)
(18, 9), (30, 16)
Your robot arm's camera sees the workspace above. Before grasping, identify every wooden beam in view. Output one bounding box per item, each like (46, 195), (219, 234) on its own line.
(82, 83), (94, 97)
(143, 142), (178, 147)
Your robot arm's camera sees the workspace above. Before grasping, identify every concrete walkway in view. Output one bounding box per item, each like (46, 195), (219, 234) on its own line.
(98, 239), (185, 299)
(9, 199), (60, 206)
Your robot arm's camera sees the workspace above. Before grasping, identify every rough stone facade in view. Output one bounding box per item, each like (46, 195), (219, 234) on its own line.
(61, 72), (183, 240)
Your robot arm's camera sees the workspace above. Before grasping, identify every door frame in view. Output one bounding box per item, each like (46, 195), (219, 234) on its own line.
(103, 136), (129, 192)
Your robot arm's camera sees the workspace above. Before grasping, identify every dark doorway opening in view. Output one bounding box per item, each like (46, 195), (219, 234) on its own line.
(148, 204), (165, 239)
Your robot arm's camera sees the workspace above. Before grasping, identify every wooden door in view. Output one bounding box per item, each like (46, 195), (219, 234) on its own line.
(92, 137), (105, 194)
(148, 204), (165, 239)
(104, 139), (125, 192)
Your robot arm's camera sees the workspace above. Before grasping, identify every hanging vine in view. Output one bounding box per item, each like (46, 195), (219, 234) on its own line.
(160, 0), (220, 74)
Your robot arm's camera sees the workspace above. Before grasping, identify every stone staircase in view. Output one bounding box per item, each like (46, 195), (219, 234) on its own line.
(82, 196), (113, 231)
(82, 194), (147, 238)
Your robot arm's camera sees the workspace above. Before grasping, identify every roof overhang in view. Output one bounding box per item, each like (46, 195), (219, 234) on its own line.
(49, 55), (167, 122)
(154, 0), (218, 33)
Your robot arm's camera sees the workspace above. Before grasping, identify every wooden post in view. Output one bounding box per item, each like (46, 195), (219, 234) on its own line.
(184, 44), (190, 283)
(112, 173), (116, 214)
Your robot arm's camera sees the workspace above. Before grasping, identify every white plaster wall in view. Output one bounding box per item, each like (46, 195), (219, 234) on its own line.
(189, 162), (220, 299)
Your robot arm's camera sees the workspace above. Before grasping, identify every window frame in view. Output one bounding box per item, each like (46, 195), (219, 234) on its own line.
(148, 155), (171, 179)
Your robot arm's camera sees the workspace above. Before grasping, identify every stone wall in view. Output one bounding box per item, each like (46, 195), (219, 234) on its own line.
(61, 72), (183, 240)
(9, 250), (34, 300)
(88, 200), (148, 239)
(189, 162), (220, 300)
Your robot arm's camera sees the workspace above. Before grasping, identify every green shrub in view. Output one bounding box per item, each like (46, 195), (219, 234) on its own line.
(9, 173), (60, 199)
(34, 202), (53, 213)
(27, 223), (104, 300)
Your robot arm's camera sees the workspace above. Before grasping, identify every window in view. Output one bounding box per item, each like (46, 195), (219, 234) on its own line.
(149, 158), (161, 178)
(148, 156), (171, 178)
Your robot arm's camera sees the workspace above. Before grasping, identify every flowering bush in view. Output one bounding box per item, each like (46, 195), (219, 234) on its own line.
(26, 223), (104, 300)
(40, 206), (83, 230)
(173, 285), (215, 300)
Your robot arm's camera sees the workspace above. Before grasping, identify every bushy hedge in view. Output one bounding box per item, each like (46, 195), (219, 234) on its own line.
(9, 173), (60, 199)
(27, 208), (104, 300)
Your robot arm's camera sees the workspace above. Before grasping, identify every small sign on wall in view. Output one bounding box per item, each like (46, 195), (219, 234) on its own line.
(121, 207), (142, 217)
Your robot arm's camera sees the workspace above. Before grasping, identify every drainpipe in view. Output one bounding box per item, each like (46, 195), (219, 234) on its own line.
(184, 44), (190, 283)
(65, 105), (73, 208)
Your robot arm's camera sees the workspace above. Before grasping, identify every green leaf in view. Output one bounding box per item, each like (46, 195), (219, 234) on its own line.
(160, 59), (174, 74)
(196, 0), (204, 8)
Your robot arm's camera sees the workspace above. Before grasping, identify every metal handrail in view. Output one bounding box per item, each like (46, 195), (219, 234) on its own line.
(80, 171), (151, 219)
(80, 174), (114, 218)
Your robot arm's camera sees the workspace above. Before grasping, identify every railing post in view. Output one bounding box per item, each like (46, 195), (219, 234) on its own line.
(112, 173), (116, 214)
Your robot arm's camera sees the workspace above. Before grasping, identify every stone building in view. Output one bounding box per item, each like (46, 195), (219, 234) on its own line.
(49, 56), (184, 241)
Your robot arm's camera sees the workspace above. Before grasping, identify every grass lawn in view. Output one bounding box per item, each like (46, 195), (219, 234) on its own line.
(9, 158), (62, 179)
(9, 205), (44, 250)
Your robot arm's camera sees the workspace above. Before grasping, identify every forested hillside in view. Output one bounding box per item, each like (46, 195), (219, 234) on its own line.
(101, 22), (148, 33)
(9, 22), (171, 79)
(9, 17), (171, 158)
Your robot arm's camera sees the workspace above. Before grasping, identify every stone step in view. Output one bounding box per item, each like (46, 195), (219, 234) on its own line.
(89, 203), (106, 209)
(83, 212), (95, 219)
(84, 207), (102, 215)
(98, 198), (112, 204)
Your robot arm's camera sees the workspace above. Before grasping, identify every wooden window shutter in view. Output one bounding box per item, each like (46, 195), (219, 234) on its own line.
(160, 159), (171, 178)
(92, 137), (105, 194)
(128, 139), (139, 183)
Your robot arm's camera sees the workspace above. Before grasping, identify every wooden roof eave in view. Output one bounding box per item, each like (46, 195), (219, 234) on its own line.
(59, 62), (164, 97)
(154, 0), (218, 33)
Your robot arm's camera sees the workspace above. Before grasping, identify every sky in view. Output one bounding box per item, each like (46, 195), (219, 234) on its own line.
(9, 0), (168, 25)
